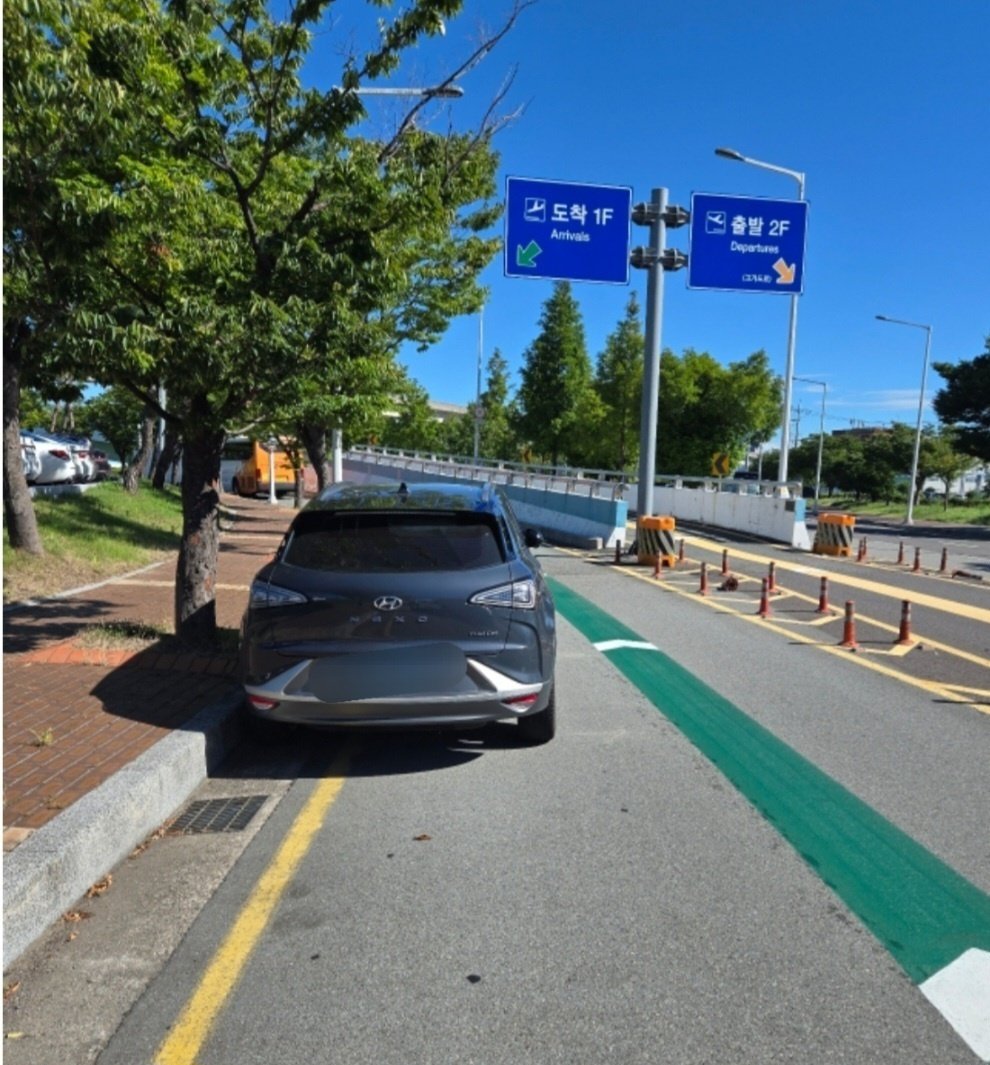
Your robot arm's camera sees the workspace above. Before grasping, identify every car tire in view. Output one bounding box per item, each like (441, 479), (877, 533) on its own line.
(517, 683), (555, 745)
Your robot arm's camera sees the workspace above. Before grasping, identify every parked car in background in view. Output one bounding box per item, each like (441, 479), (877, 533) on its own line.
(240, 480), (557, 743)
(29, 430), (96, 482)
(18, 434), (43, 484)
(90, 449), (113, 480)
(20, 431), (76, 485)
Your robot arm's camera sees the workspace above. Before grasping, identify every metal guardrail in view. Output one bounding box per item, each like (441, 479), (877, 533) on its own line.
(347, 446), (803, 502)
(348, 446), (630, 502)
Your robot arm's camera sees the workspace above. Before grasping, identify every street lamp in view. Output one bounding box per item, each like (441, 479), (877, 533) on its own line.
(794, 376), (827, 507)
(473, 305), (484, 464)
(876, 314), (933, 525)
(715, 147), (806, 490)
(333, 84), (464, 99)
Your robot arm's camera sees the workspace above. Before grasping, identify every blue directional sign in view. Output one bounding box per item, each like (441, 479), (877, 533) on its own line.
(688, 192), (808, 294)
(505, 176), (632, 285)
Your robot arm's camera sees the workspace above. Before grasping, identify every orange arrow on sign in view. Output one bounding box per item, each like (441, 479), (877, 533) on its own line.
(773, 258), (796, 285)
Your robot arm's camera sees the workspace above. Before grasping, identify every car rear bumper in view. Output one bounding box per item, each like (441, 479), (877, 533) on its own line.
(243, 654), (551, 728)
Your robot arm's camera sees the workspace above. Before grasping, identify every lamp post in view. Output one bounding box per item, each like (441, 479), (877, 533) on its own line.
(876, 315), (933, 525)
(265, 438), (278, 506)
(715, 147), (805, 490)
(473, 305), (483, 464)
(794, 376), (827, 507)
(334, 85), (464, 99)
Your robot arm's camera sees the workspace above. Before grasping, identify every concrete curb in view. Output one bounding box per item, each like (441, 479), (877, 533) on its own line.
(3, 691), (243, 970)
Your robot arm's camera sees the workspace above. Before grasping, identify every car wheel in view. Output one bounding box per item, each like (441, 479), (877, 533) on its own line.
(517, 683), (555, 745)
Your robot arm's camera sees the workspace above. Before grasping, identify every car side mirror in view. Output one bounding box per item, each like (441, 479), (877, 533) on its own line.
(524, 528), (543, 549)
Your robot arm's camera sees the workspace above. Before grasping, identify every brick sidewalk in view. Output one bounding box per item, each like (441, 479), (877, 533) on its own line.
(2, 494), (296, 849)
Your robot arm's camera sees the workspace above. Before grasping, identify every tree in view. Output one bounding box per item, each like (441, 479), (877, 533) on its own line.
(379, 380), (449, 452)
(657, 349), (780, 475)
(13, 0), (525, 643)
(81, 386), (154, 490)
(925, 429), (973, 507)
(933, 338), (990, 461)
(515, 282), (595, 466)
(592, 295), (643, 471)
(3, 0), (139, 553)
(478, 349), (522, 461)
(446, 348), (521, 460)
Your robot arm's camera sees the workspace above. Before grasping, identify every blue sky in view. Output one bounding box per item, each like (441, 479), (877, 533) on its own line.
(330, 1), (989, 447)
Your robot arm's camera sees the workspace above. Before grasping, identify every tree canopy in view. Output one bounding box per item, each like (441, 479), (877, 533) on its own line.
(933, 337), (990, 461)
(515, 282), (596, 467)
(4, 0), (525, 640)
(657, 348), (780, 475)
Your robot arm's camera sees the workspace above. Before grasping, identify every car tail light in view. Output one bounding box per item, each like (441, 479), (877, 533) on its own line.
(51, 448), (70, 460)
(248, 695), (280, 711)
(470, 579), (536, 610)
(502, 693), (539, 708)
(249, 580), (307, 609)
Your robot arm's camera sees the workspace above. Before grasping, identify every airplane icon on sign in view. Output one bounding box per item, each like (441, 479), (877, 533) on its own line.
(705, 210), (727, 234)
(524, 197), (547, 223)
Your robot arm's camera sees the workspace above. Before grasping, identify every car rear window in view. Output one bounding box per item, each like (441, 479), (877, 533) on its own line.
(283, 511), (506, 573)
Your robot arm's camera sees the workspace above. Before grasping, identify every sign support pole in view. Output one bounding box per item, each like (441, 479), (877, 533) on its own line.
(636, 188), (668, 519)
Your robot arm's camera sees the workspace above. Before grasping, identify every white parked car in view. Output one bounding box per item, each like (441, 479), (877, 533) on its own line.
(29, 430), (95, 482)
(18, 434), (43, 484)
(20, 431), (77, 485)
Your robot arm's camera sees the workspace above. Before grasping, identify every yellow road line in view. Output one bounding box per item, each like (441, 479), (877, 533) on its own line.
(680, 532), (990, 625)
(666, 567), (990, 669)
(565, 550), (990, 717)
(155, 749), (351, 1065)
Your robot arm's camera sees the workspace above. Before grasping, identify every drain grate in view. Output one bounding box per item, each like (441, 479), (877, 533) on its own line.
(169, 795), (268, 835)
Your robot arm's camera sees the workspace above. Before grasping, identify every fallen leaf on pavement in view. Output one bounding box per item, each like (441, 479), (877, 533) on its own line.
(3, 982), (21, 1002)
(413, 833), (432, 842)
(61, 910), (92, 923)
(129, 823), (170, 859)
(85, 874), (113, 898)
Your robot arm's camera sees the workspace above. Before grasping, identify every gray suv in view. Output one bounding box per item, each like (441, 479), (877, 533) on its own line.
(240, 481), (557, 743)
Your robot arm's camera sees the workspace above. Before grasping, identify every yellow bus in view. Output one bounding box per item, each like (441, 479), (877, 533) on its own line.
(229, 439), (299, 497)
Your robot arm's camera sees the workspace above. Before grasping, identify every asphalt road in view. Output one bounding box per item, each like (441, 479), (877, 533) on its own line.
(5, 540), (989, 1065)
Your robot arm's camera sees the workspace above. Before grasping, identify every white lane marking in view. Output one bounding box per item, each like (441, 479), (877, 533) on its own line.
(111, 580), (249, 591)
(2, 560), (168, 613)
(920, 948), (990, 1061)
(593, 639), (659, 653)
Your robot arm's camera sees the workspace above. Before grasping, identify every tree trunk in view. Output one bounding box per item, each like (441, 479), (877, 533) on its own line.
(152, 423), (181, 490)
(300, 422), (332, 491)
(2, 331), (44, 555)
(174, 414), (225, 646)
(121, 403), (157, 493)
(293, 468), (304, 509)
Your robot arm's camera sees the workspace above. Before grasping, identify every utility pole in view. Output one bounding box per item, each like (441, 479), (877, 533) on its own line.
(630, 189), (689, 518)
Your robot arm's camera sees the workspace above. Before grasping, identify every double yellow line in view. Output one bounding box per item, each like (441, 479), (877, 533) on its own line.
(567, 541), (990, 715)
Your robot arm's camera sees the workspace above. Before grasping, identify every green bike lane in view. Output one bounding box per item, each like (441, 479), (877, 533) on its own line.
(548, 575), (990, 1061)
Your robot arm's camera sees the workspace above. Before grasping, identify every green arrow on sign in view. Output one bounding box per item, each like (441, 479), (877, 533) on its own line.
(516, 240), (542, 268)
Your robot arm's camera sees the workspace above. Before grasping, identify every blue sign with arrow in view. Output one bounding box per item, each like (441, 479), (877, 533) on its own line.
(504, 176), (632, 285)
(688, 192), (808, 294)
